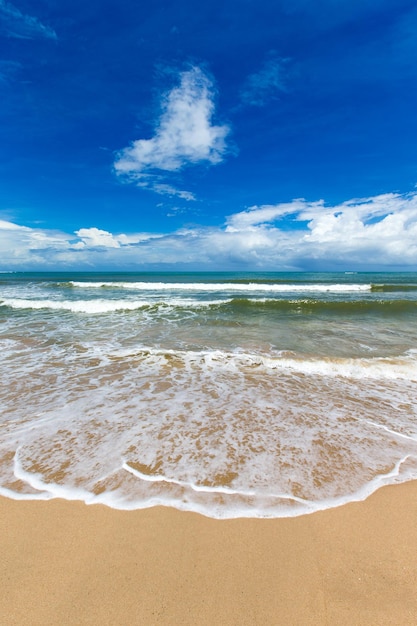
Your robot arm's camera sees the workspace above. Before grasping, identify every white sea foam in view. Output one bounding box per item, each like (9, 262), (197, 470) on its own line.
(260, 353), (417, 381)
(122, 461), (259, 496)
(1, 340), (416, 517)
(0, 486), (53, 501)
(6, 446), (417, 518)
(0, 297), (228, 313)
(107, 347), (417, 382)
(69, 281), (372, 293)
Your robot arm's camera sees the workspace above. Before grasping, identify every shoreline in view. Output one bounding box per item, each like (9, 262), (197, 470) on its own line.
(1, 481), (417, 625)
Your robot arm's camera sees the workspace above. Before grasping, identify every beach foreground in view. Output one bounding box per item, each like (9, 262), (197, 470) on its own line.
(1, 483), (417, 625)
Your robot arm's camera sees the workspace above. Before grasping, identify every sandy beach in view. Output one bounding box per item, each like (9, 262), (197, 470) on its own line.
(1, 482), (417, 625)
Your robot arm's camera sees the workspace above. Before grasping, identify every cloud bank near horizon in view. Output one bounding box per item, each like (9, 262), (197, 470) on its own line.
(2, 191), (417, 271)
(114, 66), (230, 200)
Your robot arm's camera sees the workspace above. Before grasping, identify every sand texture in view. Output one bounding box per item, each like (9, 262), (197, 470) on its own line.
(1, 482), (417, 625)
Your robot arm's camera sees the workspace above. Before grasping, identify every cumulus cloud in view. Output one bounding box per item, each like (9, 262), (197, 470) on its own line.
(2, 191), (417, 270)
(0, 0), (57, 40)
(225, 192), (417, 266)
(73, 227), (163, 250)
(240, 55), (289, 107)
(114, 66), (230, 198)
(0, 220), (162, 268)
(75, 228), (122, 249)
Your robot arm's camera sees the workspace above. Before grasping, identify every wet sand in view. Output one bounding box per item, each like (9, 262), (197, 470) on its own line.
(1, 482), (417, 625)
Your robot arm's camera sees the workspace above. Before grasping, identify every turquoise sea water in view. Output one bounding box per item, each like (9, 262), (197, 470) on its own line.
(1, 271), (417, 517)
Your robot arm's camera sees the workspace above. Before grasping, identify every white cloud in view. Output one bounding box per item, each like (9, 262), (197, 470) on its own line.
(117, 232), (163, 245)
(0, 220), (72, 267)
(114, 66), (230, 199)
(240, 55), (289, 107)
(151, 184), (196, 201)
(75, 228), (121, 249)
(2, 192), (417, 270)
(73, 227), (163, 250)
(0, 219), (27, 230)
(226, 199), (318, 230)
(223, 192), (417, 266)
(0, 0), (57, 40)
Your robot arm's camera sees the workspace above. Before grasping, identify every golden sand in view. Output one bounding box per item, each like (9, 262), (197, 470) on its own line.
(1, 482), (417, 625)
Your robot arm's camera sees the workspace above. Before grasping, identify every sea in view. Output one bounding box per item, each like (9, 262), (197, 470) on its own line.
(1, 271), (417, 518)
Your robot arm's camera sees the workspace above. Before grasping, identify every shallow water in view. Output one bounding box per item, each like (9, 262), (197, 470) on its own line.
(1, 271), (417, 517)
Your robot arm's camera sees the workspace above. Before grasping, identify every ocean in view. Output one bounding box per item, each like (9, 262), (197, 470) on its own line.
(1, 271), (417, 518)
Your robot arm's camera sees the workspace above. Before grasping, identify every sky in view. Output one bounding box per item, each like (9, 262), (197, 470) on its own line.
(1, 0), (417, 271)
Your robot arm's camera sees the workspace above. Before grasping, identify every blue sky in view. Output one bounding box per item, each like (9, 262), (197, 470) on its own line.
(1, 0), (417, 270)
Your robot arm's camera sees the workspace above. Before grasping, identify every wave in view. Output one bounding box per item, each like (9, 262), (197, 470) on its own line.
(67, 280), (372, 293)
(4, 388), (417, 518)
(0, 298), (153, 313)
(226, 298), (417, 314)
(64, 280), (417, 295)
(2, 296), (417, 315)
(108, 347), (417, 382)
(371, 283), (417, 292)
(0, 297), (230, 313)
(0, 298), (158, 313)
(4, 454), (417, 518)
(2, 345), (417, 518)
(263, 352), (417, 381)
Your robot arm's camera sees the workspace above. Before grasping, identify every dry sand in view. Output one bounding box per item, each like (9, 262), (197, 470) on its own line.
(1, 482), (417, 625)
